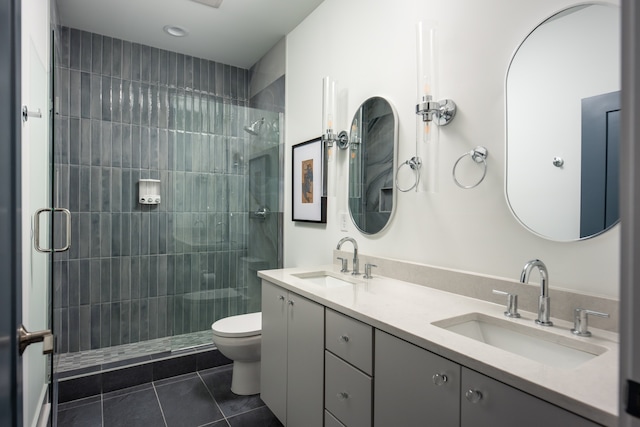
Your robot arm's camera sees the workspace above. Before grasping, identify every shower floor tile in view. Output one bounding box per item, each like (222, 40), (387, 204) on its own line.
(56, 365), (283, 427)
(56, 330), (213, 374)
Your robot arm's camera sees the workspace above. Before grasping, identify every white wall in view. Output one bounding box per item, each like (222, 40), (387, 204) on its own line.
(284, 0), (620, 299)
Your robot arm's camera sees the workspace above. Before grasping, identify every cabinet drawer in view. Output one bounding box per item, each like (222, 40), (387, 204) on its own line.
(325, 351), (372, 427)
(325, 309), (373, 375)
(325, 410), (346, 427)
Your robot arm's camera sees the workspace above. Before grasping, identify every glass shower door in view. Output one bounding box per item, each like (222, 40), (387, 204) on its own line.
(23, 34), (57, 426)
(169, 103), (282, 352)
(244, 109), (283, 313)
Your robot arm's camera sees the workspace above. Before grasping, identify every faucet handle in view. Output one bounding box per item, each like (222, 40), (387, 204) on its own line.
(337, 257), (349, 273)
(571, 308), (609, 337)
(492, 290), (521, 318)
(363, 263), (377, 279)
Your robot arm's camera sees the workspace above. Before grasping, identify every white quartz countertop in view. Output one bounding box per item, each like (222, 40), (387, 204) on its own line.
(258, 265), (619, 427)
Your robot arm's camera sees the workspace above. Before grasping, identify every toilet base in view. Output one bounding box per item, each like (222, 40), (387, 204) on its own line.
(231, 360), (261, 395)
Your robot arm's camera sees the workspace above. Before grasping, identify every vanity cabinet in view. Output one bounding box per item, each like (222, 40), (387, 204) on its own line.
(260, 276), (606, 427)
(261, 280), (324, 427)
(374, 330), (601, 427)
(325, 410), (346, 427)
(324, 309), (374, 427)
(461, 367), (600, 427)
(374, 330), (460, 427)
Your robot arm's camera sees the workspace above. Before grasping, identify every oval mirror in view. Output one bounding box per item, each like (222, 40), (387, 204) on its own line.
(348, 96), (398, 234)
(505, 4), (620, 241)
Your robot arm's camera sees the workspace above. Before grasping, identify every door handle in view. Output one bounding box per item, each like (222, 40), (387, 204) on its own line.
(34, 207), (71, 253)
(22, 105), (42, 122)
(18, 324), (53, 355)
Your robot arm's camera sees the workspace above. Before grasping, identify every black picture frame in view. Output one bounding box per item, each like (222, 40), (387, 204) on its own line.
(292, 137), (327, 223)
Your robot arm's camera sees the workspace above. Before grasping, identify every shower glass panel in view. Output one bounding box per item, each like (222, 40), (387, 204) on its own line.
(168, 103), (282, 351)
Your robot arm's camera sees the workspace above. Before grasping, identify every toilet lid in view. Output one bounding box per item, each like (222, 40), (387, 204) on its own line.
(211, 312), (262, 338)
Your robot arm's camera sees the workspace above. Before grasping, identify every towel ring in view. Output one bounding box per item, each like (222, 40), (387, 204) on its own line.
(452, 146), (488, 189)
(395, 157), (422, 192)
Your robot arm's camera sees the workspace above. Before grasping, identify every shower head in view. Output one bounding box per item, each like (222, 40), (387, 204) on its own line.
(244, 118), (265, 136)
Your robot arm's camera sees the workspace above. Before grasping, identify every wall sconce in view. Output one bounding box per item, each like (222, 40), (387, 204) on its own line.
(414, 21), (456, 193)
(415, 22), (456, 127)
(321, 76), (349, 150)
(321, 76), (349, 197)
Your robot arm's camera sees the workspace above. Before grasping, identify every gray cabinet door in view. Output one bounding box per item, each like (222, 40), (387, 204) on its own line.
(260, 280), (288, 424)
(374, 330), (460, 427)
(286, 291), (325, 427)
(461, 367), (600, 427)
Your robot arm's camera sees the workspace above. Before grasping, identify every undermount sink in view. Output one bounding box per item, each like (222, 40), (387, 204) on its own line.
(432, 313), (607, 369)
(292, 271), (359, 288)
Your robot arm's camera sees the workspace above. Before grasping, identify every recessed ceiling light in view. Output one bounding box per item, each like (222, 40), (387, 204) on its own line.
(163, 25), (189, 37)
(191, 0), (223, 8)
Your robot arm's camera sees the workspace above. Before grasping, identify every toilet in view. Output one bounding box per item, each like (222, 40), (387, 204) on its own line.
(211, 312), (262, 395)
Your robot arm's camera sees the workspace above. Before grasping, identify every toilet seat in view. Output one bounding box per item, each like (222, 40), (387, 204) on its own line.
(211, 312), (261, 338)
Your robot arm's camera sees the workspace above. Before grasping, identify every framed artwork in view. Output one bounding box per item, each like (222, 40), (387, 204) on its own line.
(292, 137), (327, 223)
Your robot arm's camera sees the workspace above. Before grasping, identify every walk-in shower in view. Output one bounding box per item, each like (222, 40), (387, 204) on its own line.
(52, 27), (283, 373)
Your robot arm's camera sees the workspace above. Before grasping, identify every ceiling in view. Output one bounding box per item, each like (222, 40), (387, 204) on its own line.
(56, 0), (325, 69)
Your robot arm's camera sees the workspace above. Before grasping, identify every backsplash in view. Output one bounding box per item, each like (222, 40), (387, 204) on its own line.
(335, 250), (619, 333)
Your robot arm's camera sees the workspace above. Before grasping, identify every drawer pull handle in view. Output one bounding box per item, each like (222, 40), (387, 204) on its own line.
(278, 295), (285, 301)
(338, 335), (350, 343)
(465, 389), (483, 403)
(336, 391), (350, 401)
(288, 300), (294, 306)
(432, 373), (448, 386)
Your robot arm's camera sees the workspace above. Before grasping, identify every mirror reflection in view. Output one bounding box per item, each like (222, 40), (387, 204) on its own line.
(348, 97), (398, 234)
(505, 4), (620, 241)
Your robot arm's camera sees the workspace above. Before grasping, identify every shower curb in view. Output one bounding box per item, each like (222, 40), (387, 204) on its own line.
(57, 347), (231, 403)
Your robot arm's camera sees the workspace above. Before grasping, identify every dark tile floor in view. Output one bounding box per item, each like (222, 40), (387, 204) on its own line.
(56, 365), (284, 427)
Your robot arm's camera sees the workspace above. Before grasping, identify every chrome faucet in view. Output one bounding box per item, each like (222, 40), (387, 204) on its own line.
(520, 259), (553, 326)
(336, 237), (359, 275)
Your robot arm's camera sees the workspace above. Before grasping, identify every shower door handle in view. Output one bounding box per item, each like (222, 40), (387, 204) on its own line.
(18, 324), (53, 355)
(34, 207), (71, 253)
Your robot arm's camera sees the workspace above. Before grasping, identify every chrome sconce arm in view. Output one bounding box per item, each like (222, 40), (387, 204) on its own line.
(322, 130), (350, 150)
(416, 96), (457, 126)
